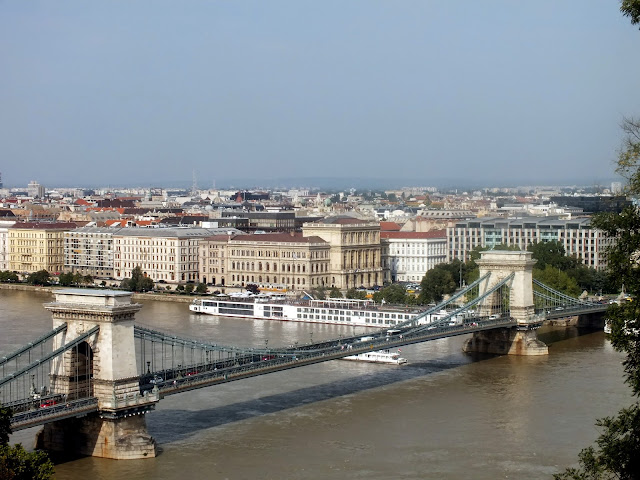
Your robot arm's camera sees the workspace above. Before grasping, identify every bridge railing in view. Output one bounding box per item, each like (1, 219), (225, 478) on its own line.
(9, 397), (99, 430)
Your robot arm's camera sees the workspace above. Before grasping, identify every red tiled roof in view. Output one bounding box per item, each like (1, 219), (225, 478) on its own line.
(232, 233), (328, 244)
(380, 230), (446, 239)
(380, 221), (402, 231)
(10, 222), (77, 229)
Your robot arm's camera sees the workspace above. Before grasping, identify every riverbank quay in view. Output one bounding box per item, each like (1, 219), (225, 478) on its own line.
(0, 283), (197, 304)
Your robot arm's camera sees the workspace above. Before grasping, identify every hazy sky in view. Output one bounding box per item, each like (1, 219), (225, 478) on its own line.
(1, 1), (639, 189)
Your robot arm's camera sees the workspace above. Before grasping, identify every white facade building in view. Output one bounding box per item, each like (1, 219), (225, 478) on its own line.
(381, 231), (447, 283)
(0, 220), (17, 270)
(113, 227), (241, 284)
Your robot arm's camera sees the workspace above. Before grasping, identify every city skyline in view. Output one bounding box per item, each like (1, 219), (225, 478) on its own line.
(1, 2), (639, 188)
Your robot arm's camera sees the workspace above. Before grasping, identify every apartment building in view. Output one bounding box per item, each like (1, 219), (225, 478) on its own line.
(64, 226), (124, 279)
(9, 222), (77, 274)
(302, 216), (383, 289)
(381, 230), (447, 283)
(198, 232), (331, 291)
(447, 216), (609, 269)
(113, 227), (240, 284)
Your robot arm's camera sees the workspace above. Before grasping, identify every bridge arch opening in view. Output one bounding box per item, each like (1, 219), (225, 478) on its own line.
(69, 341), (94, 399)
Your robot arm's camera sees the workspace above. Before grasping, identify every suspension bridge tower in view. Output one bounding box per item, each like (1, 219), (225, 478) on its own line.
(36, 289), (158, 459)
(463, 251), (548, 356)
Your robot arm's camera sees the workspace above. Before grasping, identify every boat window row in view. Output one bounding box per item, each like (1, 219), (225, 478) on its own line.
(296, 307), (412, 321)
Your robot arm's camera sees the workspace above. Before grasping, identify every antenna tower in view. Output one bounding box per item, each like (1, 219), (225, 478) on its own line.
(191, 170), (198, 196)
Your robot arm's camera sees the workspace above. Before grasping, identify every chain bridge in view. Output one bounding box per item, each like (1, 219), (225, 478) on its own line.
(0, 251), (608, 459)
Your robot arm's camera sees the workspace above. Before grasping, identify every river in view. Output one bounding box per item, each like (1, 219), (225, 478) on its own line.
(1, 288), (632, 479)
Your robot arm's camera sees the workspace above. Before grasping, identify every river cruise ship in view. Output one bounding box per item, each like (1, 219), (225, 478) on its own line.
(189, 294), (448, 328)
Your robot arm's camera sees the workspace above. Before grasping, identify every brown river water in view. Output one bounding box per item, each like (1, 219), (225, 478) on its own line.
(1, 289), (632, 480)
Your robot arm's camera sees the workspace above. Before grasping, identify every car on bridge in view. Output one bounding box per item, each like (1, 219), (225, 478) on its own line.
(149, 375), (164, 384)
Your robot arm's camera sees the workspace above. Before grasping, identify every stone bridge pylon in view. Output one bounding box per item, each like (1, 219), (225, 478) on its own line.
(36, 289), (158, 459)
(463, 251), (548, 356)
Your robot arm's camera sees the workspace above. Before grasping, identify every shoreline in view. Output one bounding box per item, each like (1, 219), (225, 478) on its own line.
(0, 283), (197, 303)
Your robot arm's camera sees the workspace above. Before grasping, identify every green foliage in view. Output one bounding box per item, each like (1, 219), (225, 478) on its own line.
(25, 270), (50, 286)
(0, 405), (54, 480)
(533, 265), (581, 298)
(196, 283), (208, 294)
(309, 286), (327, 300)
(0, 444), (54, 480)
(527, 240), (610, 294)
(621, 0), (640, 28)
(0, 406), (10, 446)
(419, 266), (456, 304)
(58, 272), (93, 287)
(184, 283), (194, 294)
(527, 240), (576, 270)
(344, 288), (367, 300)
(555, 118), (640, 478)
(58, 272), (74, 286)
(0, 271), (18, 283)
(373, 284), (408, 304)
(329, 287), (342, 298)
(119, 266), (154, 292)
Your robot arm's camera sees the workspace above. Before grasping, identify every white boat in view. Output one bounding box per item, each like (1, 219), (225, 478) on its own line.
(189, 295), (452, 328)
(604, 319), (611, 334)
(342, 349), (408, 365)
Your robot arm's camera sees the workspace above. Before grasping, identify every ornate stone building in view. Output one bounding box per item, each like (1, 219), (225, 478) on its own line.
(198, 232), (330, 291)
(302, 216), (383, 289)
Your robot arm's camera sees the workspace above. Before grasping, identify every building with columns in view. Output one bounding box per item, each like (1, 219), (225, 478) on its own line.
(198, 232), (330, 291)
(302, 216), (383, 289)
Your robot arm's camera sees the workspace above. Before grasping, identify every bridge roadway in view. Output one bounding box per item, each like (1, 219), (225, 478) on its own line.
(9, 315), (517, 431)
(536, 303), (607, 321)
(143, 315), (518, 397)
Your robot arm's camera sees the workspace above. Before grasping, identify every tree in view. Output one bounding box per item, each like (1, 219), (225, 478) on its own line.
(0, 405), (54, 480)
(309, 286), (327, 300)
(419, 267), (456, 304)
(555, 117), (640, 478)
(184, 283), (194, 295)
(372, 284), (407, 304)
(344, 288), (367, 300)
(58, 272), (74, 287)
(26, 270), (50, 286)
(196, 283), (208, 294)
(120, 266), (154, 292)
(533, 265), (581, 298)
(328, 287), (343, 298)
(245, 284), (259, 295)
(621, 0), (640, 27)
(0, 271), (18, 283)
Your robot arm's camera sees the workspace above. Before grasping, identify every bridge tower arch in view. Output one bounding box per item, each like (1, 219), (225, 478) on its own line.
(36, 289), (158, 459)
(464, 251), (548, 356)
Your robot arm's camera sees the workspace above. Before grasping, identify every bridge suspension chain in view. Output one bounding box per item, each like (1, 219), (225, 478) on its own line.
(408, 273), (515, 334)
